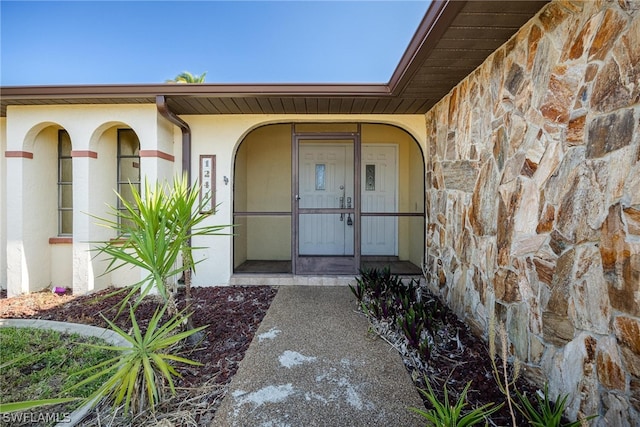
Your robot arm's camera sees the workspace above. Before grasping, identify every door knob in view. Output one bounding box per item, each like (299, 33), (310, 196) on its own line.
(295, 195), (301, 201)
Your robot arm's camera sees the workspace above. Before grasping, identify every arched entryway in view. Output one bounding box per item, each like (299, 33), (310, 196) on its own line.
(233, 123), (424, 275)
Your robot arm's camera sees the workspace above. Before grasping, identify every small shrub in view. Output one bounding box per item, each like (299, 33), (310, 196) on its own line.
(516, 384), (596, 427)
(410, 380), (503, 426)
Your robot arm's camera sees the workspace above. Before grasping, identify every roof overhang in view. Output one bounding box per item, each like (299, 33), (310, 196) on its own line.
(0, 1), (549, 117)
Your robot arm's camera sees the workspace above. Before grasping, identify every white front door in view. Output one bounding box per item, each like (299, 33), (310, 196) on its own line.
(298, 142), (354, 256)
(361, 144), (397, 255)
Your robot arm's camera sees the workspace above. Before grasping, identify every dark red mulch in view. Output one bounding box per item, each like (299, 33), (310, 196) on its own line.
(0, 285), (277, 424)
(406, 304), (540, 426)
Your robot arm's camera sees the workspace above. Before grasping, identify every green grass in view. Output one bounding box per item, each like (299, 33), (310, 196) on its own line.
(0, 327), (116, 419)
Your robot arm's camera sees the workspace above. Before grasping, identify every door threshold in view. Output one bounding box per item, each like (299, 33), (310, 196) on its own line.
(229, 274), (357, 287)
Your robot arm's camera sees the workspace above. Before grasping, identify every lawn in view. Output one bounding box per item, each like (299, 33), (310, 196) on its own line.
(0, 327), (116, 427)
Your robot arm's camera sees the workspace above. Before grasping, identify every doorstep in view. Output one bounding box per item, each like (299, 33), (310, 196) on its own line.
(229, 274), (357, 287)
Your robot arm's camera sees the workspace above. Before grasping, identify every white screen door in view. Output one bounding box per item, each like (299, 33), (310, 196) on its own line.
(296, 139), (355, 273)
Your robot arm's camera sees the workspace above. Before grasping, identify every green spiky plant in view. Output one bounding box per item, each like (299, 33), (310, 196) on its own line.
(92, 174), (231, 315)
(410, 380), (503, 426)
(68, 304), (206, 415)
(516, 384), (596, 427)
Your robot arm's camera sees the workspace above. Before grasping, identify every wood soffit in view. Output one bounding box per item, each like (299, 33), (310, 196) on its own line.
(0, 1), (549, 117)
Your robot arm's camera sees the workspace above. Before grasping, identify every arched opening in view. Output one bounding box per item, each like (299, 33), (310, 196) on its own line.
(22, 123), (69, 292)
(233, 122), (424, 275)
(88, 124), (142, 289)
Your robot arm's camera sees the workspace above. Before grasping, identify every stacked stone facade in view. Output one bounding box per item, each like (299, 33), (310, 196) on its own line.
(424, 1), (639, 424)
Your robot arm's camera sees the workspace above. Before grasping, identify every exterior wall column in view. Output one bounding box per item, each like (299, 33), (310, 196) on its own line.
(137, 122), (178, 292)
(71, 149), (100, 295)
(5, 151), (32, 296)
(0, 118), (6, 291)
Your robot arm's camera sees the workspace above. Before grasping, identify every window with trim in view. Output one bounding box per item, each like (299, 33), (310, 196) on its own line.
(117, 129), (141, 227)
(58, 130), (73, 235)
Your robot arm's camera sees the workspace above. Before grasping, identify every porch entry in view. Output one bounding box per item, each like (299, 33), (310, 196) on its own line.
(294, 136), (397, 274)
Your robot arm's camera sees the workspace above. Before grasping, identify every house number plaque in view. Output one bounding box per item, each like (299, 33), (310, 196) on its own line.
(200, 155), (216, 213)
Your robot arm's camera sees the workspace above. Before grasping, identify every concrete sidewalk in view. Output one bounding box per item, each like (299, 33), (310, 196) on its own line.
(213, 286), (424, 426)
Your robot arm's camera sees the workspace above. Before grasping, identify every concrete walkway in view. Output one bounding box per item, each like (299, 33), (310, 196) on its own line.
(214, 286), (424, 427)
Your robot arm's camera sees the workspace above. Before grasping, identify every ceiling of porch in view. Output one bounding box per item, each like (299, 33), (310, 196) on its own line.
(1, 1), (549, 117)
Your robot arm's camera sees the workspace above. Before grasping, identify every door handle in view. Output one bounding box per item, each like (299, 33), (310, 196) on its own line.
(339, 197), (344, 221)
(295, 195), (301, 201)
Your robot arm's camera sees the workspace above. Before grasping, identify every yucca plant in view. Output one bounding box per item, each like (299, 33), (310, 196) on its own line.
(0, 398), (81, 414)
(516, 384), (596, 427)
(93, 179), (182, 312)
(165, 174), (231, 338)
(410, 380), (503, 427)
(92, 175), (231, 314)
(67, 303), (206, 415)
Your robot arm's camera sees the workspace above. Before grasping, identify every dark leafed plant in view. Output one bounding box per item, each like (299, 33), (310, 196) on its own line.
(380, 297), (395, 320)
(399, 306), (424, 349)
(366, 298), (383, 320)
(418, 340), (432, 361)
(348, 280), (366, 302)
(397, 293), (412, 312)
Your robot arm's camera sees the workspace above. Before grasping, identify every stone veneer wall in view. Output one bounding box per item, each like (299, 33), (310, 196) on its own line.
(423, 1), (639, 424)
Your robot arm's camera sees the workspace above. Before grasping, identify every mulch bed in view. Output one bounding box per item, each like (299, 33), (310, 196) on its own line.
(0, 286), (277, 426)
(1, 285), (541, 426)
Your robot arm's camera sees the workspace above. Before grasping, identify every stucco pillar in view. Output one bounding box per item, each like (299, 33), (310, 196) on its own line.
(71, 151), (98, 295)
(5, 153), (30, 296)
(0, 119), (6, 292)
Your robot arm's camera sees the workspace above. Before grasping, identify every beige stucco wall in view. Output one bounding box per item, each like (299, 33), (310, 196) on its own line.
(4, 104), (174, 296)
(2, 109), (426, 293)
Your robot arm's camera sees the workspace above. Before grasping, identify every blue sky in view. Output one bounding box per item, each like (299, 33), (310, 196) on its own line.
(1, 1), (430, 86)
